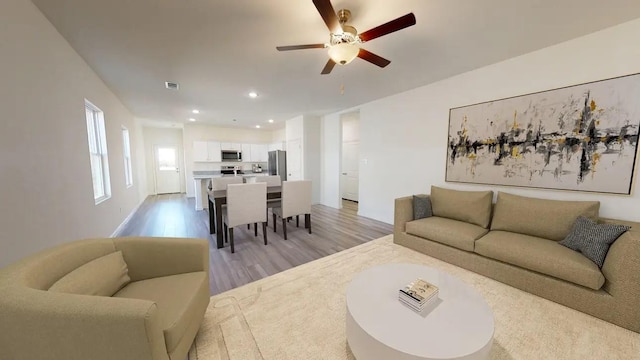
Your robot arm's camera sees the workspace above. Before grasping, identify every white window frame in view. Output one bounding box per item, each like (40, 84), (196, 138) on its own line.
(85, 99), (111, 204)
(122, 126), (133, 188)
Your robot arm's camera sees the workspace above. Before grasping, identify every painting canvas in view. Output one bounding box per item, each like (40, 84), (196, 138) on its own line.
(446, 74), (640, 194)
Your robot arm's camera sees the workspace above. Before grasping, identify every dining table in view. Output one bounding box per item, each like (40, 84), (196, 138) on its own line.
(207, 185), (282, 249)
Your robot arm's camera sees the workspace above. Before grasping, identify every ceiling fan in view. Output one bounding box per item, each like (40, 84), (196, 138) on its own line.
(276, 0), (416, 75)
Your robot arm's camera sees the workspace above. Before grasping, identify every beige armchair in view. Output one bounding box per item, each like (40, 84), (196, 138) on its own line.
(223, 183), (268, 253)
(272, 180), (312, 240)
(0, 237), (210, 360)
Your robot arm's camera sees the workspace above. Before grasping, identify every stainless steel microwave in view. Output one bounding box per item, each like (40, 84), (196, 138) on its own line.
(221, 150), (242, 162)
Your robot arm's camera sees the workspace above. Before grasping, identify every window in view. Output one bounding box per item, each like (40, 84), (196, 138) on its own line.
(85, 100), (111, 204)
(122, 127), (133, 187)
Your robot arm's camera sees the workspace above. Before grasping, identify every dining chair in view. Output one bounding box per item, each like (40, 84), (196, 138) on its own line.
(211, 176), (243, 190)
(253, 176), (282, 227)
(272, 180), (312, 240)
(223, 183), (268, 253)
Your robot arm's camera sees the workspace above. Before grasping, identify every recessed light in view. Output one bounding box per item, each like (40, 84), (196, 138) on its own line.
(256, 125), (261, 129)
(189, 118), (196, 122)
(192, 109), (200, 114)
(248, 92), (258, 98)
(268, 119), (274, 123)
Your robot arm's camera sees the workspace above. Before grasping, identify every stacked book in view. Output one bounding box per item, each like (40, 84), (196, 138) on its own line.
(398, 278), (439, 312)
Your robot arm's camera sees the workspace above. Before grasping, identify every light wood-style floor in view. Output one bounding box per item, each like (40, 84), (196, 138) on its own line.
(116, 195), (393, 295)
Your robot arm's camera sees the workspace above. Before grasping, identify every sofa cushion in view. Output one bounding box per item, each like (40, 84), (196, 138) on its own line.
(413, 195), (432, 220)
(113, 271), (210, 353)
(430, 186), (493, 228)
(406, 216), (489, 252)
(475, 231), (605, 290)
(48, 251), (130, 296)
(560, 216), (630, 268)
(490, 192), (600, 241)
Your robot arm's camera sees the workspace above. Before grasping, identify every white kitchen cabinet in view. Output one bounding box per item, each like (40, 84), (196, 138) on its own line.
(250, 144), (268, 162)
(193, 141), (209, 162)
(220, 142), (241, 151)
(241, 143), (252, 162)
(207, 141), (221, 162)
(193, 141), (221, 162)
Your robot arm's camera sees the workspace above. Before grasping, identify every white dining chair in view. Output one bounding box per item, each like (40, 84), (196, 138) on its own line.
(253, 176), (282, 227)
(272, 180), (312, 240)
(223, 183), (267, 253)
(211, 176), (243, 190)
(263, 175), (282, 187)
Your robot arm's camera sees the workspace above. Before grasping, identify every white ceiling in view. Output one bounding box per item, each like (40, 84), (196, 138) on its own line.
(32, 0), (640, 129)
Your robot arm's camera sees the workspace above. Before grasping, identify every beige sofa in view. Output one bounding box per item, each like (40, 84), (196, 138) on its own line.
(394, 187), (640, 333)
(0, 237), (210, 360)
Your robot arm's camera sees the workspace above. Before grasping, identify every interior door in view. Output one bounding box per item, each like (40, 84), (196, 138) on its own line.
(341, 141), (359, 202)
(287, 138), (302, 180)
(155, 146), (181, 194)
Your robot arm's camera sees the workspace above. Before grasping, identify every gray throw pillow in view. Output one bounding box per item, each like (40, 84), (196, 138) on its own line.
(559, 216), (630, 268)
(413, 195), (432, 220)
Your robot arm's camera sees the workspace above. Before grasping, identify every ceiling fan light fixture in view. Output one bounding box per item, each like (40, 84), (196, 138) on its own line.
(328, 43), (359, 65)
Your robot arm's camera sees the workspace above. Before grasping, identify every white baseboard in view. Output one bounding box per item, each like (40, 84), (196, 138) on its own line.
(110, 197), (147, 237)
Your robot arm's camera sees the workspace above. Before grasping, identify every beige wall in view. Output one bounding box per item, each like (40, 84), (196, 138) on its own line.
(0, 0), (146, 267)
(142, 127), (186, 195)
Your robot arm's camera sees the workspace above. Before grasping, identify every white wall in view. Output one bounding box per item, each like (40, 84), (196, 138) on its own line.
(304, 116), (322, 203)
(182, 123), (273, 196)
(142, 127), (186, 195)
(272, 128), (286, 143)
(322, 18), (640, 224)
(342, 112), (360, 142)
(0, 0), (146, 267)
(321, 113), (342, 208)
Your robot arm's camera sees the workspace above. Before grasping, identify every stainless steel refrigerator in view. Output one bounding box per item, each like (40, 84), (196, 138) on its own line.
(268, 150), (287, 182)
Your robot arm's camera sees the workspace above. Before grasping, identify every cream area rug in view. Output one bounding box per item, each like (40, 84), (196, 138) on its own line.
(188, 235), (640, 359)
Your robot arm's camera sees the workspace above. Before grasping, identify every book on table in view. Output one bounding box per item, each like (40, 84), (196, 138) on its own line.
(398, 278), (439, 312)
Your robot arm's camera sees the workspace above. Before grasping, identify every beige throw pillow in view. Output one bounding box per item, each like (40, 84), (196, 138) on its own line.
(430, 186), (493, 228)
(49, 251), (131, 296)
(491, 192), (600, 241)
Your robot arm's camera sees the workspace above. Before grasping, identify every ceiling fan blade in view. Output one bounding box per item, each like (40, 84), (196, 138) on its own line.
(321, 59), (336, 75)
(313, 0), (342, 34)
(357, 49), (391, 68)
(276, 44), (326, 51)
(358, 13), (416, 42)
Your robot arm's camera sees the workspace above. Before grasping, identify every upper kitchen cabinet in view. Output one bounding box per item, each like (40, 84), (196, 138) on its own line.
(241, 143), (252, 162)
(220, 142), (241, 151)
(193, 141), (221, 162)
(250, 144), (268, 162)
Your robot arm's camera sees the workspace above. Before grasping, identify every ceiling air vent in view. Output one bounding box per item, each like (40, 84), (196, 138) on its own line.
(165, 82), (179, 90)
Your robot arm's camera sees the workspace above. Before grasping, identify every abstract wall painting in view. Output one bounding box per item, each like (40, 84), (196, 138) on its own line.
(446, 74), (640, 194)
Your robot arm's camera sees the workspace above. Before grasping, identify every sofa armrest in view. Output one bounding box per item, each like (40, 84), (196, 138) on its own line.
(114, 237), (209, 282)
(0, 289), (168, 360)
(394, 196), (416, 236)
(601, 223), (640, 300)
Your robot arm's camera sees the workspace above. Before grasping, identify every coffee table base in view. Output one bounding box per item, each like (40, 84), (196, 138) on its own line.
(347, 309), (492, 360)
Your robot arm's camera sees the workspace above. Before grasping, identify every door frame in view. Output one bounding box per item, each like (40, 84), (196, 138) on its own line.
(339, 111), (360, 208)
(341, 140), (360, 202)
(152, 144), (184, 194)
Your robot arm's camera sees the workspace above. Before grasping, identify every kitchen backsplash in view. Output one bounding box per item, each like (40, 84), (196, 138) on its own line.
(192, 162), (267, 172)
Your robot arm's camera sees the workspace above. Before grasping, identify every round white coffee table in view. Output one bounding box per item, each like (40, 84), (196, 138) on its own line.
(346, 263), (494, 360)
